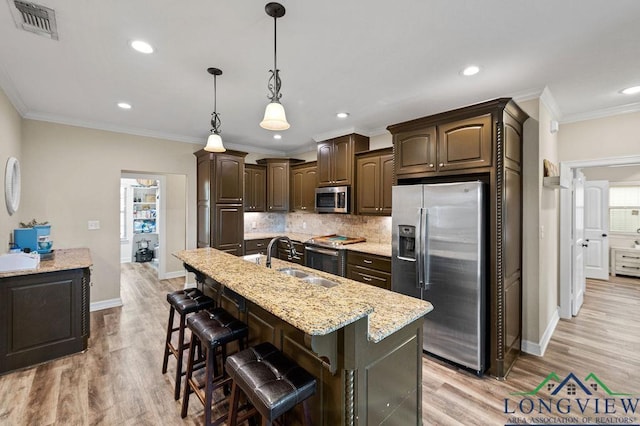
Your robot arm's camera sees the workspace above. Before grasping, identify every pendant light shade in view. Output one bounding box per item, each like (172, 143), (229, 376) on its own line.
(205, 133), (225, 152)
(260, 2), (290, 131)
(204, 67), (226, 152)
(260, 101), (289, 131)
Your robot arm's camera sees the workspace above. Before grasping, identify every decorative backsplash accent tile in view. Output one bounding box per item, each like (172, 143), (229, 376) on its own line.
(244, 212), (392, 244)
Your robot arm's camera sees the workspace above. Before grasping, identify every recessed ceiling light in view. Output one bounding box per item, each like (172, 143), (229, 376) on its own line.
(273, 134), (282, 140)
(621, 86), (640, 95)
(117, 102), (132, 109)
(336, 112), (349, 119)
(130, 40), (153, 54)
(461, 65), (480, 76)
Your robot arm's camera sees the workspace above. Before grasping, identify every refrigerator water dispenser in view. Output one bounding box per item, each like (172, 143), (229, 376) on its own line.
(398, 225), (416, 260)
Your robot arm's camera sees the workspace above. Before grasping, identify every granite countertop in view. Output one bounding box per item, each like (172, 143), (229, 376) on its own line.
(0, 248), (93, 278)
(174, 248), (432, 343)
(244, 232), (392, 257)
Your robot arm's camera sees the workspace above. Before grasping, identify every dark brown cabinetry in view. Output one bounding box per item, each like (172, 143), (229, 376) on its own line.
(317, 134), (369, 187)
(0, 267), (90, 374)
(244, 238), (271, 255)
(290, 162), (317, 212)
(355, 148), (393, 216)
(244, 164), (266, 212)
(346, 251), (391, 290)
(196, 149), (247, 256)
(388, 98), (528, 379)
(257, 159), (303, 212)
(394, 114), (492, 178)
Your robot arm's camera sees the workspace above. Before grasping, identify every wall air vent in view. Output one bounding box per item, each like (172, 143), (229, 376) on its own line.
(8, 0), (58, 40)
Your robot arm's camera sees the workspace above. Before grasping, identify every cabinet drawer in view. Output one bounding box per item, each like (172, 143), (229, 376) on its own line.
(347, 251), (391, 272)
(616, 251), (640, 265)
(346, 265), (391, 290)
(244, 238), (270, 254)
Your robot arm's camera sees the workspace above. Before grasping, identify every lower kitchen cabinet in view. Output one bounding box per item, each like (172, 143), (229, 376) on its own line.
(0, 266), (90, 374)
(244, 238), (271, 255)
(346, 251), (391, 290)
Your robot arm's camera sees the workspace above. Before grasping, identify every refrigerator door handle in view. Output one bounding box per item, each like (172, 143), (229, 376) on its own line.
(422, 208), (431, 290)
(417, 208), (425, 289)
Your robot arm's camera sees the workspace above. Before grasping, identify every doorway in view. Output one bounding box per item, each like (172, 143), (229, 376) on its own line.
(559, 155), (640, 319)
(120, 173), (165, 278)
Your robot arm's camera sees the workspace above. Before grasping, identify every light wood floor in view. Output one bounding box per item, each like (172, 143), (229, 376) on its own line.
(1, 265), (639, 425)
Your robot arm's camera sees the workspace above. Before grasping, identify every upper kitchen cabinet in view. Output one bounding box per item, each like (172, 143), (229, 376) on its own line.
(195, 149), (247, 255)
(317, 134), (369, 187)
(244, 164), (266, 212)
(257, 158), (304, 212)
(290, 162), (317, 212)
(390, 113), (492, 179)
(388, 98), (528, 380)
(356, 148), (393, 216)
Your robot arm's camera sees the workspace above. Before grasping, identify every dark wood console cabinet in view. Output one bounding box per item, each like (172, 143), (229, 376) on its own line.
(196, 149), (247, 256)
(388, 98), (528, 379)
(0, 267), (90, 374)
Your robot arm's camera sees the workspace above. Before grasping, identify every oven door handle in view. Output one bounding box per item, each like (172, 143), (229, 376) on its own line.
(305, 246), (339, 257)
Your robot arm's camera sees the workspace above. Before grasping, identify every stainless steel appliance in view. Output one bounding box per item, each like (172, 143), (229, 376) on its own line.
(305, 234), (365, 276)
(392, 181), (486, 374)
(315, 186), (350, 213)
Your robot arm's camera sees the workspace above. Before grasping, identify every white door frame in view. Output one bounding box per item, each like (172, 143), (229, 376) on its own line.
(559, 155), (640, 319)
(121, 172), (167, 279)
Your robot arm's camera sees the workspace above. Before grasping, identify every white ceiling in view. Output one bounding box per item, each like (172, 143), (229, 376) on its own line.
(1, 0), (639, 156)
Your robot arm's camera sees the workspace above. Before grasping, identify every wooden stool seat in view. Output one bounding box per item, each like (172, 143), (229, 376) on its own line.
(225, 342), (317, 426)
(162, 288), (215, 400)
(181, 307), (249, 425)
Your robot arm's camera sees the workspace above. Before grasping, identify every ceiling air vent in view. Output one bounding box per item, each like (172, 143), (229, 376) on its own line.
(8, 0), (58, 40)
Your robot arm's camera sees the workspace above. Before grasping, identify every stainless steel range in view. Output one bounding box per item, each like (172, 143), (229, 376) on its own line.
(304, 235), (365, 277)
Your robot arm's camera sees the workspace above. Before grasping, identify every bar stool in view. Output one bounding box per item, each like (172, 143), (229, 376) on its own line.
(225, 342), (317, 426)
(162, 288), (215, 400)
(181, 307), (249, 425)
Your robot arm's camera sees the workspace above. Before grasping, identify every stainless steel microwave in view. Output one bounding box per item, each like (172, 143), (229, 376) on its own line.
(315, 186), (350, 213)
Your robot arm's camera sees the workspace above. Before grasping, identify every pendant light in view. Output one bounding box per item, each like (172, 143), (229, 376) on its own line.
(204, 67), (226, 152)
(260, 2), (290, 131)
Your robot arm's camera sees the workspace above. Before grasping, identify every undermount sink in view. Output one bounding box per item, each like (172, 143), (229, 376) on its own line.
(277, 267), (309, 278)
(301, 276), (339, 288)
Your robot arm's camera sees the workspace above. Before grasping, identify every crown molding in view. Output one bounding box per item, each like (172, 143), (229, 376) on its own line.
(312, 126), (369, 143)
(0, 66), (28, 116)
(560, 101), (640, 124)
(539, 87), (562, 120)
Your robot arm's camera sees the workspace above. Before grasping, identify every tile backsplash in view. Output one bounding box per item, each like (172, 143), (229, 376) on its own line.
(244, 212), (392, 244)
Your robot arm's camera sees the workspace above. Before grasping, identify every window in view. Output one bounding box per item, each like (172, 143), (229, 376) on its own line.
(609, 185), (640, 234)
(120, 186), (127, 240)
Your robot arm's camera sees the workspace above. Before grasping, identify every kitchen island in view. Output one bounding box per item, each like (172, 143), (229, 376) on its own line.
(0, 248), (92, 374)
(174, 247), (432, 425)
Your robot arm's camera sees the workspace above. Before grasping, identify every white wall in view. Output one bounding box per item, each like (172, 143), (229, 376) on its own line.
(517, 95), (560, 356)
(0, 87), (22, 251)
(20, 119), (200, 305)
(559, 112), (640, 161)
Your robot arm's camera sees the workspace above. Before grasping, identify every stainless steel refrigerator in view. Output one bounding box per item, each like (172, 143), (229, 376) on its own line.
(392, 181), (486, 374)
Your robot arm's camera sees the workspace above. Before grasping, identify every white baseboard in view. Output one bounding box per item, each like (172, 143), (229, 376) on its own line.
(521, 308), (560, 357)
(162, 270), (186, 280)
(90, 298), (123, 312)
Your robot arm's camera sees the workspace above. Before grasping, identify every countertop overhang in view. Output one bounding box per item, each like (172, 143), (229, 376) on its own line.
(174, 247), (432, 343)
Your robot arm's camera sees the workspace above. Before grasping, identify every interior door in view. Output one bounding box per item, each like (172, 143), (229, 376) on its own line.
(572, 171), (586, 316)
(584, 180), (610, 280)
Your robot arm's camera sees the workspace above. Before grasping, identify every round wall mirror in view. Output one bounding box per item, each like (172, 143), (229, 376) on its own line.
(5, 157), (21, 215)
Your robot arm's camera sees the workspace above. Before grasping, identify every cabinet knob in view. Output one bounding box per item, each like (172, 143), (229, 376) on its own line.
(429, 163), (434, 168)
(438, 163), (444, 167)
